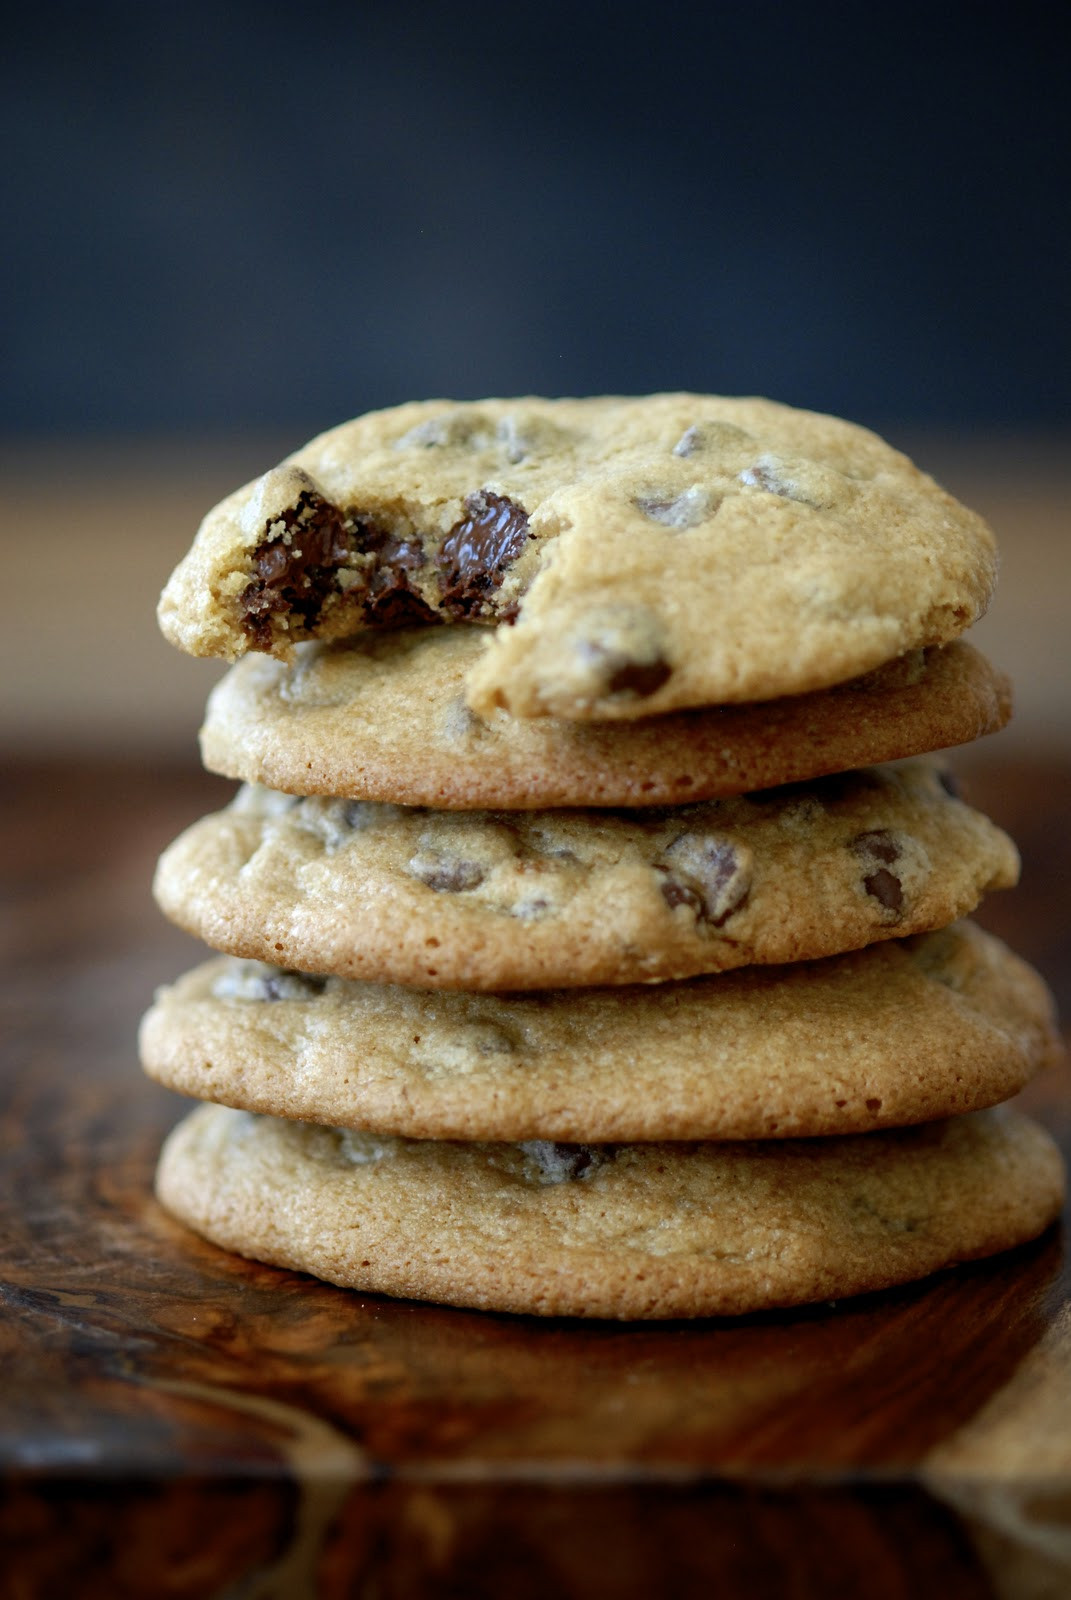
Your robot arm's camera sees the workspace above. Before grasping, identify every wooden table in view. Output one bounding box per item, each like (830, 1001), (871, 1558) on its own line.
(2, 756), (1069, 1599)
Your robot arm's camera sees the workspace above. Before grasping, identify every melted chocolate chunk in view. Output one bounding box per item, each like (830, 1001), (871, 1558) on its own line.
(363, 547), (439, 627)
(353, 527), (424, 567)
(343, 524), (438, 627)
(241, 491), (354, 645)
(363, 581), (440, 628)
(439, 491), (530, 619)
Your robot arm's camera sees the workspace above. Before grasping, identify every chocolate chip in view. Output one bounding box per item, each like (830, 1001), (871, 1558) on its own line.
(409, 853), (485, 893)
(568, 606), (673, 704)
(395, 413), (480, 450)
(738, 453), (839, 509)
(339, 1131), (396, 1165)
(439, 695), (482, 744)
(633, 487), (718, 529)
(512, 896), (551, 921)
(585, 644), (673, 700)
(853, 829), (901, 866)
(852, 830), (905, 914)
(213, 964), (327, 1002)
(296, 796), (393, 852)
(862, 867), (903, 912)
(659, 878), (704, 915)
(659, 833), (752, 927)
(471, 1024), (518, 1056)
(673, 421), (753, 457)
(496, 415), (530, 464)
(739, 457), (791, 495)
(241, 490), (354, 645)
(518, 1141), (608, 1184)
(606, 657), (674, 697)
(438, 491), (531, 619)
(673, 426), (704, 458)
(339, 800), (379, 831)
(537, 844), (580, 865)
(908, 927), (967, 990)
(633, 495), (674, 520)
(261, 971), (327, 1001)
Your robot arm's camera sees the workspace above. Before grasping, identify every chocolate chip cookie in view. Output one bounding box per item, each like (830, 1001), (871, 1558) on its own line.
(200, 634), (1011, 808)
(152, 763), (1018, 990)
(139, 922), (1059, 1142)
(158, 395), (997, 719)
(156, 1103), (1063, 1319)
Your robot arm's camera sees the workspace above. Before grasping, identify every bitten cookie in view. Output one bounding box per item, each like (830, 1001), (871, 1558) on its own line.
(139, 923), (1060, 1142)
(156, 1104), (1064, 1319)
(152, 764), (1018, 990)
(200, 635), (1011, 808)
(158, 395), (997, 719)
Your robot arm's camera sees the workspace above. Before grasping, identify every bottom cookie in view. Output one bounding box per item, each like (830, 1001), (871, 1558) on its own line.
(156, 1105), (1064, 1320)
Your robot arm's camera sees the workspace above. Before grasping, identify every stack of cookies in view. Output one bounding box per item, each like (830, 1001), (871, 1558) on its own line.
(141, 395), (1064, 1319)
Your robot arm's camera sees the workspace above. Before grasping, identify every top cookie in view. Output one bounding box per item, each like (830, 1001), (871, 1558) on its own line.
(158, 395), (997, 719)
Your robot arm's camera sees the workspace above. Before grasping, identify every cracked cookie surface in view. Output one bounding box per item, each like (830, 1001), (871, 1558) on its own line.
(152, 763), (1019, 990)
(158, 394), (997, 719)
(140, 922), (1059, 1141)
(200, 634), (1011, 807)
(155, 1104), (1064, 1318)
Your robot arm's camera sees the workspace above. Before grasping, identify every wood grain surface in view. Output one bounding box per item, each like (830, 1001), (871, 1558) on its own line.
(1, 757), (1069, 1599)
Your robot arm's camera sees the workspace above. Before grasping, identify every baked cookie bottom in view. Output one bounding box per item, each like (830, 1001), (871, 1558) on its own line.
(200, 635), (1011, 809)
(139, 923), (1060, 1143)
(156, 1104), (1064, 1320)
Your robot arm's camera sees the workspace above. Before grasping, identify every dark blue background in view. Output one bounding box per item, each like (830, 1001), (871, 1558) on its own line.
(5, 1), (1069, 434)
